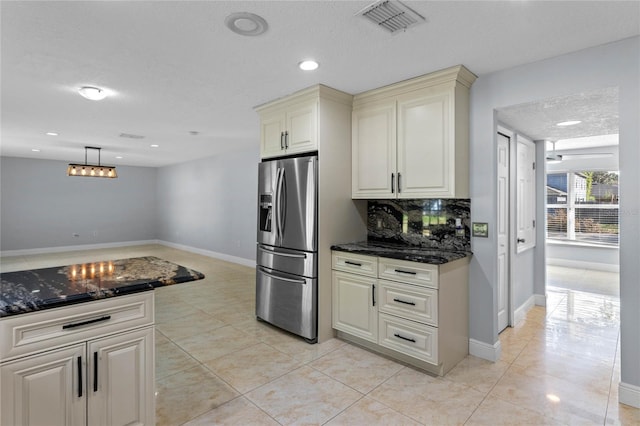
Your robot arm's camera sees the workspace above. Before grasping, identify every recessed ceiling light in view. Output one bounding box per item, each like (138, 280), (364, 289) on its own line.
(31, 148), (41, 152)
(556, 120), (582, 127)
(225, 12), (268, 36)
(150, 144), (159, 148)
(299, 60), (319, 71)
(115, 156), (123, 159)
(46, 132), (58, 136)
(78, 86), (107, 101)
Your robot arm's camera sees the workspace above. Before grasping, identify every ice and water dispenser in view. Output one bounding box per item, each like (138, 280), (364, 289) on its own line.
(259, 194), (273, 232)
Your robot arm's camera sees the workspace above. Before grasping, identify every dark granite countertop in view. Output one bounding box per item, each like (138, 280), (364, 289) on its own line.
(331, 241), (472, 265)
(0, 256), (204, 317)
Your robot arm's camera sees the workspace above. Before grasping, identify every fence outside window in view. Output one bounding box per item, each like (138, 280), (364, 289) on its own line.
(546, 172), (619, 246)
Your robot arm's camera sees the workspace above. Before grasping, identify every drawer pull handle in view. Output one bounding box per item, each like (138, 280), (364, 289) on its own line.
(372, 284), (376, 306)
(77, 356), (83, 398)
(63, 315), (112, 330)
(394, 333), (416, 343)
(393, 298), (416, 306)
(345, 260), (362, 267)
(394, 269), (416, 275)
(93, 351), (99, 392)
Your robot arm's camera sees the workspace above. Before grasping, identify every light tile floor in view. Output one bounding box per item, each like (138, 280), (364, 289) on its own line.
(2, 245), (638, 425)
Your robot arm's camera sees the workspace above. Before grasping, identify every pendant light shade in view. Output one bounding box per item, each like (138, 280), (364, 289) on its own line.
(67, 146), (118, 178)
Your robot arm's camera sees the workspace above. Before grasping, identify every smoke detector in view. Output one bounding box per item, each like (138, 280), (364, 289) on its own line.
(357, 0), (426, 34)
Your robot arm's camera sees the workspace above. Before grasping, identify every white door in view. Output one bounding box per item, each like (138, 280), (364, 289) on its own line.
(88, 327), (154, 426)
(516, 135), (536, 253)
(497, 133), (510, 332)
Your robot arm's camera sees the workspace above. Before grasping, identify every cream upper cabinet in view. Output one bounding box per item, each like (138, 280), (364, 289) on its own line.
(352, 101), (396, 197)
(257, 95), (318, 159)
(352, 65), (476, 199)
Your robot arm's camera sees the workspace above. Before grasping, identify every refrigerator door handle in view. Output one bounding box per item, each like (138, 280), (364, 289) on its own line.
(258, 246), (307, 259)
(274, 167), (283, 243)
(277, 167), (287, 243)
(259, 267), (306, 284)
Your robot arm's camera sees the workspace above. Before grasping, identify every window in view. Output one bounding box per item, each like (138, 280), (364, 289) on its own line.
(546, 171), (619, 246)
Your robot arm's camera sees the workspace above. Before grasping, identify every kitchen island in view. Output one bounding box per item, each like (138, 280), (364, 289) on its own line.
(0, 256), (204, 426)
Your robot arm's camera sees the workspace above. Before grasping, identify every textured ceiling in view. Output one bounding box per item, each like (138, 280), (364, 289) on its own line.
(1, 1), (639, 167)
(496, 87), (620, 143)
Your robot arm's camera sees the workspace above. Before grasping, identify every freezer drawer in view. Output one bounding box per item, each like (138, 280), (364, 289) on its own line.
(257, 244), (316, 278)
(255, 266), (317, 342)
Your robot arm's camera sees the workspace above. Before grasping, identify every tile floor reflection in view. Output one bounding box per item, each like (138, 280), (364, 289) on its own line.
(2, 245), (638, 425)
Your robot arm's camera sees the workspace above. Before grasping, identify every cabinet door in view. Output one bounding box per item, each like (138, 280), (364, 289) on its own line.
(260, 110), (286, 159)
(352, 102), (396, 198)
(87, 327), (154, 426)
(397, 91), (452, 198)
(332, 270), (377, 343)
(1, 344), (86, 426)
(285, 100), (317, 155)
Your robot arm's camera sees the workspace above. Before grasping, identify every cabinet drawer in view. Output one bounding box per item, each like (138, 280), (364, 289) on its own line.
(0, 292), (154, 362)
(378, 313), (438, 365)
(378, 257), (438, 288)
(332, 252), (377, 277)
(379, 280), (438, 326)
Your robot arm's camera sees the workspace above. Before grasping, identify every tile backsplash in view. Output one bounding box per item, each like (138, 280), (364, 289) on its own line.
(367, 199), (471, 251)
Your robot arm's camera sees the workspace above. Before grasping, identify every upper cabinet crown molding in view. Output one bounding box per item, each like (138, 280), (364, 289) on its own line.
(352, 65), (477, 199)
(352, 65), (477, 108)
(256, 84), (353, 159)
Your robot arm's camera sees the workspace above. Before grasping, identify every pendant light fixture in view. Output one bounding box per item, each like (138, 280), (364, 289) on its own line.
(67, 146), (118, 178)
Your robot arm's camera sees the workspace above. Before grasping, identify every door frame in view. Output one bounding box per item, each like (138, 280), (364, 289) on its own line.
(497, 125), (517, 331)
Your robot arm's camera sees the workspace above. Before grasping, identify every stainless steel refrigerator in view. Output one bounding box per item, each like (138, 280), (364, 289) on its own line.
(256, 154), (318, 342)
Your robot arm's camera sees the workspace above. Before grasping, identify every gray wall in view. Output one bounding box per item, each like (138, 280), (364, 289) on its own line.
(470, 36), (639, 389)
(156, 148), (259, 262)
(0, 157), (157, 251)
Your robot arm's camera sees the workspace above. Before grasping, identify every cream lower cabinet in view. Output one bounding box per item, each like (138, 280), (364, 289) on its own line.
(0, 292), (155, 426)
(331, 251), (379, 343)
(332, 271), (378, 343)
(332, 251), (469, 376)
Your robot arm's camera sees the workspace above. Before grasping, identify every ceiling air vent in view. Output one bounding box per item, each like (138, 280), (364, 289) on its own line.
(357, 0), (426, 34)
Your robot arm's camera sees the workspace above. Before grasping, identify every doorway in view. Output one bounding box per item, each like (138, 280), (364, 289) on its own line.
(495, 87), (620, 333)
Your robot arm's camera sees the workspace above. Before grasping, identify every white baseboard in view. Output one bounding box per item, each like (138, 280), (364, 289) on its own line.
(513, 295), (535, 325)
(469, 338), (501, 362)
(157, 241), (256, 268)
(0, 240), (160, 257)
(534, 293), (546, 307)
(1, 240), (256, 269)
(547, 258), (619, 273)
(619, 381), (640, 408)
